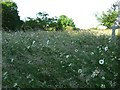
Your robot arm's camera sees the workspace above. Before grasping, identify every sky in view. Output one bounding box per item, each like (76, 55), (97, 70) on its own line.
(13, 0), (117, 29)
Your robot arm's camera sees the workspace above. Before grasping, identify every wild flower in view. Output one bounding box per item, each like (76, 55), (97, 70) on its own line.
(91, 74), (96, 78)
(32, 40), (36, 45)
(13, 83), (18, 87)
(11, 58), (14, 62)
(28, 61), (31, 64)
(46, 40), (49, 45)
(3, 75), (7, 80)
(68, 63), (72, 67)
(27, 46), (30, 49)
(99, 59), (104, 65)
(112, 52), (115, 54)
(104, 46), (108, 51)
(78, 69), (82, 73)
(66, 55), (70, 58)
(3, 72), (7, 76)
(90, 52), (94, 55)
(71, 41), (74, 44)
(108, 37), (111, 42)
(100, 84), (106, 88)
(38, 69), (40, 71)
(75, 49), (78, 52)
(101, 76), (105, 80)
(91, 69), (100, 78)
(29, 79), (34, 83)
(27, 74), (31, 79)
(60, 61), (63, 63)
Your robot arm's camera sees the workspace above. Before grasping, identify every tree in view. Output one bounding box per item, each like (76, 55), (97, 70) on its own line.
(1, 1), (21, 31)
(21, 17), (39, 31)
(46, 17), (58, 31)
(57, 15), (76, 30)
(23, 12), (58, 31)
(22, 12), (76, 31)
(36, 12), (49, 30)
(95, 4), (119, 29)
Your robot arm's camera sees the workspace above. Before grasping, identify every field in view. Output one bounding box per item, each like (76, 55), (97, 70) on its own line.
(2, 29), (120, 88)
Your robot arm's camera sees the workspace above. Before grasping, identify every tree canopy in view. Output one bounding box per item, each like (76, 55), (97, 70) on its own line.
(1, 1), (77, 31)
(1, 1), (22, 31)
(22, 12), (76, 31)
(57, 15), (76, 30)
(95, 2), (119, 29)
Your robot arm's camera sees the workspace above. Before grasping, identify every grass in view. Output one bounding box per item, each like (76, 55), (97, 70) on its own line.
(2, 30), (120, 88)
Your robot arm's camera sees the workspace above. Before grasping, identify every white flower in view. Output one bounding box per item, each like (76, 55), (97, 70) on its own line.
(91, 52), (94, 55)
(4, 75), (7, 80)
(28, 61), (31, 64)
(46, 40), (49, 45)
(68, 63), (72, 67)
(94, 69), (100, 74)
(29, 79), (34, 83)
(75, 49), (78, 52)
(102, 76), (105, 80)
(91, 74), (96, 78)
(32, 40), (36, 45)
(72, 41), (74, 44)
(27, 74), (31, 79)
(11, 58), (14, 62)
(13, 83), (18, 87)
(3, 72), (7, 76)
(60, 61), (63, 63)
(100, 84), (106, 88)
(78, 69), (82, 73)
(38, 69), (40, 71)
(66, 55), (70, 58)
(91, 69), (100, 78)
(99, 59), (104, 65)
(104, 46), (108, 51)
(108, 37), (111, 42)
(27, 46), (30, 49)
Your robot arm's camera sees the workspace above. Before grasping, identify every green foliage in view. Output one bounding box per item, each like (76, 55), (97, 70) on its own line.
(22, 12), (76, 31)
(22, 12), (58, 31)
(57, 15), (76, 30)
(36, 12), (58, 31)
(95, 2), (120, 29)
(22, 17), (39, 30)
(36, 12), (49, 30)
(96, 9), (118, 28)
(1, 1), (21, 31)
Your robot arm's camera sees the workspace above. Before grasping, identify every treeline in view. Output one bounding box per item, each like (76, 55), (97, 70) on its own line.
(1, 1), (78, 31)
(1, 1), (119, 31)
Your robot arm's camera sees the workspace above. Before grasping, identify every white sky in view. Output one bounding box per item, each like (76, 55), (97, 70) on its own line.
(13, 0), (116, 29)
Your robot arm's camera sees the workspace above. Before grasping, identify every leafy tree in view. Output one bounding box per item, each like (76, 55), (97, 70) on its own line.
(57, 15), (76, 30)
(36, 12), (58, 31)
(22, 12), (76, 31)
(23, 12), (58, 31)
(36, 12), (49, 30)
(46, 17), (58, 31)
(1, 1), (21, 31)
(21, 17), (39, 31)
(95, 4), (119, 28)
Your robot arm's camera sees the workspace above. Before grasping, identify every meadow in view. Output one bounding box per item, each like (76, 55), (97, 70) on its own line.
(2, 29), (120, 88)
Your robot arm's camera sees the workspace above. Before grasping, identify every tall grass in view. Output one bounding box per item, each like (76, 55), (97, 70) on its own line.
(2, 30), (120, 88)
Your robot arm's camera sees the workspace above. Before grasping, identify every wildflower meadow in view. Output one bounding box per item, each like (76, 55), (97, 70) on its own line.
(2, 29), (120, 88)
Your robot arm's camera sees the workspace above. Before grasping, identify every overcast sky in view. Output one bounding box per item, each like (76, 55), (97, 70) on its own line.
(13, 0), (116, 29)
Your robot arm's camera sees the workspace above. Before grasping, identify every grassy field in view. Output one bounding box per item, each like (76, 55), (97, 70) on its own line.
(2, 29), (120, 88)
